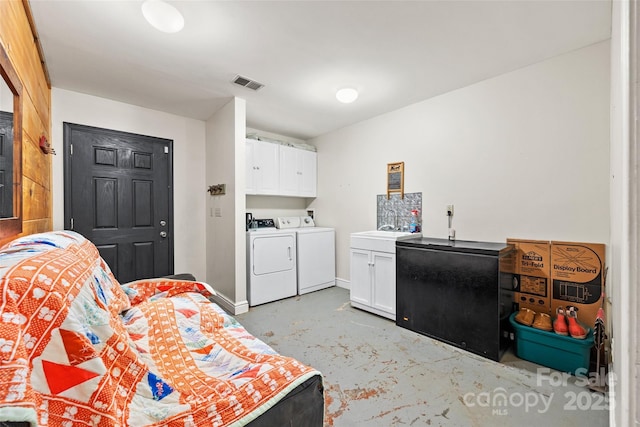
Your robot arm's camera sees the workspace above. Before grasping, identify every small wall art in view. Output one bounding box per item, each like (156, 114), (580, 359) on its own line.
(387, 161), (404, 199)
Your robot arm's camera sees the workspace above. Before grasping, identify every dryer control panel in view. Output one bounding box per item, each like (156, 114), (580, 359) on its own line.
(252, 218), (276, 229)
(276, 216), (315, 229)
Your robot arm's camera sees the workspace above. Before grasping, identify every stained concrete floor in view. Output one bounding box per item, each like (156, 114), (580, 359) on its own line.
(236, 286), (609, 427)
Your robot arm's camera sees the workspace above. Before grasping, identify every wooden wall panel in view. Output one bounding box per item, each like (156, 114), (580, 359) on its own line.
(22, 93), (50, 190)
(0, 0), (52, 246)
(23, 218), (51, 236)
(23, 81), (48, 143)
(23, 175), (50, 220)
(23, 72), (49, 138)
(22, 135), (50, 191)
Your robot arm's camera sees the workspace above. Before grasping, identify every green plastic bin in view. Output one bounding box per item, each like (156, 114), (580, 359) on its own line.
(509, 312), (593, 376)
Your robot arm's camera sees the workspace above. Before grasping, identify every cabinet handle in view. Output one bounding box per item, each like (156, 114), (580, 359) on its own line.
(288, 247), (292, 260)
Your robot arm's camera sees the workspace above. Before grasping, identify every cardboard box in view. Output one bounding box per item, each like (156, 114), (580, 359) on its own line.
(550, 241), (606, 328)
(507, 239), (551, 313)
(509, 313), (593, 375)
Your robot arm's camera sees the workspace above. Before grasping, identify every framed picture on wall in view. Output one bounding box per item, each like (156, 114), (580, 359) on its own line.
(387, 162), (404, 199)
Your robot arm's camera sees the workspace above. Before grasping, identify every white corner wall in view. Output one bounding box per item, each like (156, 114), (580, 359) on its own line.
(0, 82), (11, 112)
(609, 0), (635, 425)
(50, 88), (207, 281)
(309, 41), (611, 282)
(205, 97), (248, 314)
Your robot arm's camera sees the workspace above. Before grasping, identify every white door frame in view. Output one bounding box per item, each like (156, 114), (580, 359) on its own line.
(629, 0), (638, 424)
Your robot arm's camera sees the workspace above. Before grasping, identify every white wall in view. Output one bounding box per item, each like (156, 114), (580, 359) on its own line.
(609, 1), (634, 425)
(246, 127), (306, 146)
(205, 97), (248, 313)
(0, 79), (11, 113)
(309, 41), (611, 282)
(246, 196), (310, 224)
(51, 88), (207, 281)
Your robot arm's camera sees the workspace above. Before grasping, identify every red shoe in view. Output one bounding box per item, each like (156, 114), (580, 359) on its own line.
(567, 308), (587, 339)
(553, 306), (568, 336)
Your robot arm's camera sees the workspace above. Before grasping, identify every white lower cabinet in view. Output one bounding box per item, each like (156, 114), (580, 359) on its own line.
(349, 247), (396, 321)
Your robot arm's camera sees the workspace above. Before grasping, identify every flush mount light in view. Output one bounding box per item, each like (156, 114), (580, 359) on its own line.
(336, 88), (359, 104)
(142, 0), (184, 33)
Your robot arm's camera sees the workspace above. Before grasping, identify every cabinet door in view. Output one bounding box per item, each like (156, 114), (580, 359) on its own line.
(371, 251), (396, 317)
(278, 145), (317, 197)
(253, 141), (279, 195)
(278, 145), (299, 196)
(350, 249), (372, 306)
(299, 149), (317, 197)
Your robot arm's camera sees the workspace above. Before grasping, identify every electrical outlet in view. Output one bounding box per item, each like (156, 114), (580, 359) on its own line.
(446, 205), (454, 216)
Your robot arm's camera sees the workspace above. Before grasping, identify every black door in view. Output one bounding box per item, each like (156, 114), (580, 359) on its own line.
(64, 123), (173, 283)
(0, 111), (13, 218)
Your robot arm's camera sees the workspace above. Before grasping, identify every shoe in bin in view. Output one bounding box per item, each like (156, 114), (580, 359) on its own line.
(515, 307), (535, 326)
(553, 306), (569, 336)
(532, 312), (553, 331)
(566, 306), (588, 339)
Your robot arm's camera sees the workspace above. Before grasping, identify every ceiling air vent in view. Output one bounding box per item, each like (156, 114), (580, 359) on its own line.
(232, 75), (264, 91)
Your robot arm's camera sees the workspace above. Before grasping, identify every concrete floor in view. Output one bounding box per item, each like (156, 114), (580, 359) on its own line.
(236, 287), (609, 427)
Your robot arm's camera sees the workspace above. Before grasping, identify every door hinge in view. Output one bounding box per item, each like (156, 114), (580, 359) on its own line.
(164, 146), (169, 154)
(70, 218), (74, 230)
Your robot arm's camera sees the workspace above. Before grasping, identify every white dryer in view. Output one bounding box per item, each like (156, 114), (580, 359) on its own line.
(276, 216), (336, 295)
(246, 223), (297, 306)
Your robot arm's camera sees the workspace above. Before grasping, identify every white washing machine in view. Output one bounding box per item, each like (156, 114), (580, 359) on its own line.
(276, 216), (336, 295)
(246, 220), (297, 306)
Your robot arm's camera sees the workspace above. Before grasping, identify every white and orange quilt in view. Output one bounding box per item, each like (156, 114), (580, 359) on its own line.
(0, 231), (320, 426)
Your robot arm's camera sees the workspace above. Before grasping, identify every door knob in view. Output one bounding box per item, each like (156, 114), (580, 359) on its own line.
(160, 231), (167, 238)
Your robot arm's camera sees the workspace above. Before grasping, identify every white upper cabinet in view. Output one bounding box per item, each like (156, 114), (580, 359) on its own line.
(278, 145), (317, 197)
(246, 139), (279, 195)
(246, 139), (317, 197)
(299, 149), (317, 197)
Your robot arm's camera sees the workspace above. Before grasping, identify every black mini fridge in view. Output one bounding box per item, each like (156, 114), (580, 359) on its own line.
(396, 237), (515, 361)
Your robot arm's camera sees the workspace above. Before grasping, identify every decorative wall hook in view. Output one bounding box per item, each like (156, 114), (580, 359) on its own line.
(208, 184), (226, 195)
(39, 135), (56, 155)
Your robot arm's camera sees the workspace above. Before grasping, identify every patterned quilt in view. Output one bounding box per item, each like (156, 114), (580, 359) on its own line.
(0, 231), (320, 426)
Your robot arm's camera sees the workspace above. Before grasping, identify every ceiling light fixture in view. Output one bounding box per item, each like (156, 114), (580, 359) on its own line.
(142, 0), (184, 33)
(336, 88), (359, 104)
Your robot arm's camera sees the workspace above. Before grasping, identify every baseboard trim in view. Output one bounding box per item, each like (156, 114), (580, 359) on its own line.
(210, 292), (249, 315)
(336, 278), (349, 290)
